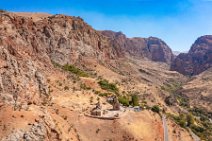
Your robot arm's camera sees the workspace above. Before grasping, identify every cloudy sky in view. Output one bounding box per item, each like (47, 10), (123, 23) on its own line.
(1, 0), (212, 51)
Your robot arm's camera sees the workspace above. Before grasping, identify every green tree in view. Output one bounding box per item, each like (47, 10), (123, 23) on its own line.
(187, 113), (195, 126)
(131, 94), (139, 106)
(151, 105), (160, 113)
(118, 96), (129, 106)
(179, 120), (187, 128)
(98, 79), (118, 93)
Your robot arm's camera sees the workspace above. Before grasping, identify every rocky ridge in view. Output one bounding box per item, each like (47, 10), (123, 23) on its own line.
(101, 30), (174, 64)
(171, 35), (212, 75)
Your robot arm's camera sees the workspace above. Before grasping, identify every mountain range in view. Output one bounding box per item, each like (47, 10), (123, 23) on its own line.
(0, 11), (211, 141)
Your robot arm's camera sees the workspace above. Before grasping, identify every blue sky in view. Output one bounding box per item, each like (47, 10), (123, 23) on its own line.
(1, 0), (212, 51)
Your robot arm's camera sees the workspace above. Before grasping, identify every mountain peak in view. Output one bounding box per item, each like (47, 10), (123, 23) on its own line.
(171, 35), (212, 75)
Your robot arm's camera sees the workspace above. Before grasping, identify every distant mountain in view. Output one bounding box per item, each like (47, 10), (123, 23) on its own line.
(173, 51), (181, 56)
(171, 35), (212, 75)
(101, 30), (174, 64)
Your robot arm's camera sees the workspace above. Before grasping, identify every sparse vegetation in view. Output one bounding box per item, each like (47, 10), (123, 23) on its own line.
(98, 79), (119, 94)
(167, 111), (212, 141)
(80, 83), (91, 90)
(189, 107), (212, 141)
(118, 94), (140, 107)
(151, 105), (160, 113)
(165, 94), (189, 107)
(176, 94), (189, 107)
(190, 107), (211, 120)
(63, 64), (89, 77)
(161, 81), (182, 94)
(167, 113), (187, 128)
(52, 61), (89, 77)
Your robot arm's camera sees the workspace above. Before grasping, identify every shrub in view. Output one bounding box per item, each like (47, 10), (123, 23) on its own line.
(64, 86), (69, 90)
(63, 64), (89, 77)
(80, 83), (91, 90)
(179, 120), (187, 128)
(98, 79), (118, 93)
(90, 97), (93, 103)
(176, 94), (189, 107)
(98, 93), (110, 97)
(170, 113), (196, 129)
(151, 105), (160, 113)
(170, 113), (187, 128)
(187, 113), (194, 126)
(131, 94), (139, 106)
(94, 90), (100, 95)
(118, 96), (129, 106)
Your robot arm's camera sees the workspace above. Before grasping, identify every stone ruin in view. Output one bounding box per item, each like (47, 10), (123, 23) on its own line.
(90, 96), (120, 117)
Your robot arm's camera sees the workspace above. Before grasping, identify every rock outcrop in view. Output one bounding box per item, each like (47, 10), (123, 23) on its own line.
(171, 35), (212, 75)
(101, 30), (174, 64)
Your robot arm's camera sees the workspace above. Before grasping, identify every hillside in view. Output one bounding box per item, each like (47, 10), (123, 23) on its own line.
(0, 11), (211, 141)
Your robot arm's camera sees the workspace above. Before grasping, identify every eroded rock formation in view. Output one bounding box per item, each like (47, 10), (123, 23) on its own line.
(171, 35), (212, 75)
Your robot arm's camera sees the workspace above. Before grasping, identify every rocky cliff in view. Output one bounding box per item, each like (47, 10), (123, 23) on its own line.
(0, 11), (122, 105)
(0, 11), (176, 105)
(101, 30), (174, 64)
(171, 35), (212, 75)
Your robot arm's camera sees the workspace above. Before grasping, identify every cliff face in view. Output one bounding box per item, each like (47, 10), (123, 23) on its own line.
(101, 30), (174, 64)
(0, 11), (175, 104)
(0, 12), (122, 105)
(171, 35), (212, 75)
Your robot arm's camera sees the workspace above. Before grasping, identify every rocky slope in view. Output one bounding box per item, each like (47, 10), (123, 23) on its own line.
(171, 35), (212, 75)
(180, 68), (212, 112)
(0, 11), (120, 105)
